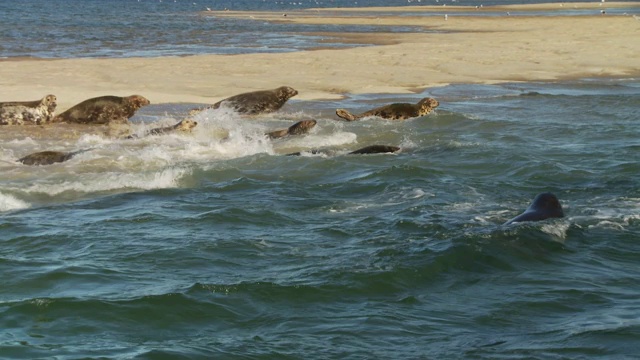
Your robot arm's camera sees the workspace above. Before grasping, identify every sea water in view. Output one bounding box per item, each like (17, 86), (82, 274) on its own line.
(1, 1), (640, 359)
(1, 0), (638, 58)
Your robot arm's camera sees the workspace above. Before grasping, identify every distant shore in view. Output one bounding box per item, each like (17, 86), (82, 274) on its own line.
(1, 2), (639, 111)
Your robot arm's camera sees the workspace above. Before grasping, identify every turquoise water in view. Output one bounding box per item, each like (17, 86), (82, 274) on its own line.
(2, 80), (640, 359)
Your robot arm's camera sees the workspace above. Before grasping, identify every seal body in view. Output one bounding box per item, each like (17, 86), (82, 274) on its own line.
(348, 145), (401, 154)
(0, 95), (57, 125)
(194, 86), (298, 115)
(17, 148), (94, 166)
(287, 144), (400, 156)
(336, 97), (439, 121)
(54, 95), (150, 124)
(504, 192), (564, 225)
(148, 119), (198, 135)
(125, 119), (198, 139)
(266, 119), (316, 139)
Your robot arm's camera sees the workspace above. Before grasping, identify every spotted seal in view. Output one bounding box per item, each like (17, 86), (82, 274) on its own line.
(124, 119), (198, 139)
(504, 192), (564, 225)
(0, 95), (57, 125)
(17, 148), (93, 166)
(266, 120), (317, 139)
(336, 97), (439, 121)
(191, 86), (298, 116)
(53, 95), (150, 124)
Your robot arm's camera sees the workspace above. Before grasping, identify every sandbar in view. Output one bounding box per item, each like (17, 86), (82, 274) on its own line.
(1, 2), (639, 111)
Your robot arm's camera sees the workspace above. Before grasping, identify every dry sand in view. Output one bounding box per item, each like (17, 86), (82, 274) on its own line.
(1, 2), (639, 111)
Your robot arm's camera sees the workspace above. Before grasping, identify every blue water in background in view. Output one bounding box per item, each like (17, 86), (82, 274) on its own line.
(1, 1), (640, 359)
(1, 0), (638, 58)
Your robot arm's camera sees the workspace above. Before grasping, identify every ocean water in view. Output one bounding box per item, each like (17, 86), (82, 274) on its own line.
(2, 1), (640, 359)
(1, 0), (639, 58)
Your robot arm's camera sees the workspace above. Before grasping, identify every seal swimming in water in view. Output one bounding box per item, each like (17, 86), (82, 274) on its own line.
(504, 192), (564, 225)
(335, 97), (439, 121)
(53, 95), (150, 124)
(17, 148), (93, 166)
(0, 94), (57, 125)
(124, 119), (198, 139)
(190, 86), (298, 116)
(287, 144), (400, 156)
(266, 120), (317, 139)
(348, 145), (401, 154)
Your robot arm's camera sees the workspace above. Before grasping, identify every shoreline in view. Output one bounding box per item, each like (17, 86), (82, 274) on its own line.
(1, 2), (639, 111)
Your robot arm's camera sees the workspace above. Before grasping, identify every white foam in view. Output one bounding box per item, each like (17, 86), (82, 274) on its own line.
(403, 188), (431, 199)
(541, 222), (570, 242)
(0, 192), (31, 212)
(77, 133), (113, 146)
(17, 167), (191, 196)
(8, 137), (38, 146)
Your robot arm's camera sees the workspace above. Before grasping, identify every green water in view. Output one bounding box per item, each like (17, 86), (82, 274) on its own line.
(1, 81), (640, 359)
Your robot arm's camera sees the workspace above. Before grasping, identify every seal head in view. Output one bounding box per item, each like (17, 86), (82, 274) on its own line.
(504, 192), (564, 225)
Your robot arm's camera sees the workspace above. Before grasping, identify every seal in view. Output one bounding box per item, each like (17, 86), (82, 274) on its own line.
(504, 192), (564, 225)
(287, 144), (400, 156)
(191, 86), (298, 115)
(336, 97), (439, 121)
(0, 94), (57, 125)
(17, 148), (93, 166)
(124, 119), (198, 139)
(348, 145), (401, 154)
(266, 119), (317, 139)
(53, 95), (150, 124)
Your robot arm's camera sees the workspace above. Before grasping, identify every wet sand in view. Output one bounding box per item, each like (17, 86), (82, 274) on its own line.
(1, 2), (639, 112)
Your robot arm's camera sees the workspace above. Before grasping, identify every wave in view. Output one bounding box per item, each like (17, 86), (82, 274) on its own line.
(0, 192), (31, 212)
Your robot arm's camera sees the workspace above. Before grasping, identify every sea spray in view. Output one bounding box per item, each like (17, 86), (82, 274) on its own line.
(0, 192), (31, 212)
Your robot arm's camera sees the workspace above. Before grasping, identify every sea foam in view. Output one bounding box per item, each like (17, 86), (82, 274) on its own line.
(0, 192), (31, 212)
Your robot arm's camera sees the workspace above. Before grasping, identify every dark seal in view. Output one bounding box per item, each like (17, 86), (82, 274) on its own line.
(53, 95), (150, 124)
(17, 149), (93, 166)
(504, 192), (564, 225)
(266, 119), (317, 139)
(287, 144), (400, 156)
(348, 145), (401, 154)
(0, 94), (57, 125)
(336, 97), (439, 121)
(125, 119), (198, 139)
(191, 86), (298, 115)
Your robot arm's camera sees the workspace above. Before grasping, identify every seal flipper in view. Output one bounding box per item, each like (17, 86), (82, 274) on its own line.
(67, 148), (94, 158)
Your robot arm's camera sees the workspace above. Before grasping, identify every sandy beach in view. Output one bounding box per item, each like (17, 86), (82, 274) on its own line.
(1, 2), (639, 111)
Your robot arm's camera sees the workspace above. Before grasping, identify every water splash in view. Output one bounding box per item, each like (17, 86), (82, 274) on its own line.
(0, 192), (31, 212)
